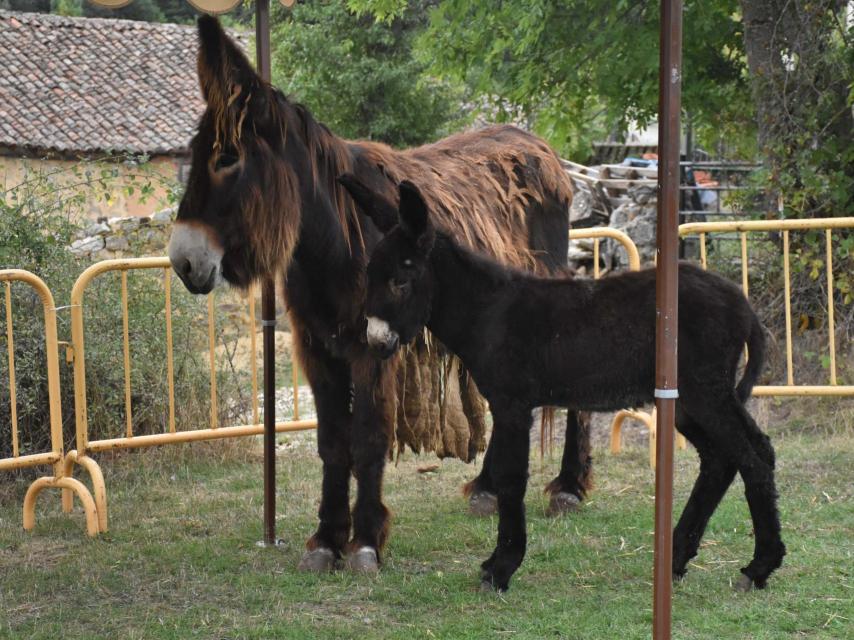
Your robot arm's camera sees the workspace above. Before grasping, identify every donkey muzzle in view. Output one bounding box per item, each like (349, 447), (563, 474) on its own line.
(168, 221), (223, 295)
(366, 316), (400, 359)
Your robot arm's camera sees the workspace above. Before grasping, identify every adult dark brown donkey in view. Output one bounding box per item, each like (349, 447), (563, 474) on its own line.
(169, 16), (590, 572)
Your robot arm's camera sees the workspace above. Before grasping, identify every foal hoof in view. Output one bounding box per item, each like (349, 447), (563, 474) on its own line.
(297, 547), (337, 572)
(346, 546), (379, 574)
(479, 580), (496, 593)
(546, 491), (581, 516)
(468, 491), (498, 517)
(734, 573), (755, 592)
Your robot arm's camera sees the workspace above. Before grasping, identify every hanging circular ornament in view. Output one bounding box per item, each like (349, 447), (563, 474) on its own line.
(185, 0), (242, 15)
(86, 0), (134, 8)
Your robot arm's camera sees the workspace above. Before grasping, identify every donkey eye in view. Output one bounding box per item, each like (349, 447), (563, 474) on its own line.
(214, 153), (239, 171)
(390, 277), (411, 295)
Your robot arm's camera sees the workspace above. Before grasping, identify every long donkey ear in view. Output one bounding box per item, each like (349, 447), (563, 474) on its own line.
(337, 174), (399, 233)
(197, 16), (259, 105)
(398, 180), (435, 253)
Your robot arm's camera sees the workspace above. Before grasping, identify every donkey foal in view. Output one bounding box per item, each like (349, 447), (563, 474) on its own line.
(340, 176), (786, 593)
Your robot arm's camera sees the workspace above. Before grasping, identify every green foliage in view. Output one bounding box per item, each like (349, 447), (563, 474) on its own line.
(0, 0), (50, 12)
(353, 0), (751, 158)
(272, 0), (467, 147)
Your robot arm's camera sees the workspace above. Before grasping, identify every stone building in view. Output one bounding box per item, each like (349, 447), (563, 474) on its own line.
(0, 11), (244, 219)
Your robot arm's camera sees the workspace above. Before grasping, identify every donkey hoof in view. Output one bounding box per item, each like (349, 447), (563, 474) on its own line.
(546, 491), (581, 516)
(468, 491), (498, 517)
(346, 546), (379, 574)
(734, 573), (754, 592)
(479, 580), (495, 593)
(297, 547), (337, 572)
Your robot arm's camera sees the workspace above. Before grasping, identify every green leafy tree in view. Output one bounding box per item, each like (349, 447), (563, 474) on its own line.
(272, 0), (466, 147)
(0, 0), (51, 12)
(740, 0), (853, 219)
(350, 0), (751, 157)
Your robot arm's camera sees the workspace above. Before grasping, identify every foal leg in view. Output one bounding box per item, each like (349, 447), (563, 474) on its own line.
(689, 396), (785, 590)
(480, 402), (533, 592)
(345, 355), (396, 573)
(730, 402), (786, 590)
(296, 337), (353, 572)
(671, 423), (737, 580)
(545, 410), (593, 515)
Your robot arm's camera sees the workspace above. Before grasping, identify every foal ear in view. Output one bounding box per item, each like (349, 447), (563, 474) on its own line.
(197, 15), (259, 105)
(398, 181), (435, 253)
(337, 174), (398, 233)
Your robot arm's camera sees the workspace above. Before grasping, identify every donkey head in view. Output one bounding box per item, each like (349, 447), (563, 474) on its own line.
(339, 175), (436, 358)
(169, 16), (300, 293)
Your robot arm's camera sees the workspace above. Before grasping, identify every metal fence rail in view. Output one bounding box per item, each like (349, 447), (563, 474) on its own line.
(0, 269), (99, 536)
(64, 257), (315, 533)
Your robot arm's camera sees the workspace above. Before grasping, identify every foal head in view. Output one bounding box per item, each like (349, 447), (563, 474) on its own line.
(339, 175), (436, 358)
(169, 17), (300, 293)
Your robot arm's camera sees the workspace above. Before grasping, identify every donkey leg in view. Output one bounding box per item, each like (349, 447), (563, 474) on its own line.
(296, 339), (353, 572)
(545, 410), (593, 516)
(671, 425), (737, 580)
(730, 403), (786, 590)
(345, 356), (396, 573)
(463, 440), (498, 517)
(691, 397), (785, 590)
(480, 402), (532, 592)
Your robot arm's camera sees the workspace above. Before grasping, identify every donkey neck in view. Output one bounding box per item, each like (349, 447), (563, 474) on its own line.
(283, 104), (354, 259)
(278, 101), (370, 337)
(426, 235), (513, 359)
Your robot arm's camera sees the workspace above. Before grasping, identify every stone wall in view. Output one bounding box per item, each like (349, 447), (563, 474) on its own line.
(568, 185), (658, 272)
(69, 207), (175, 260)
(607, 184), (658, 265)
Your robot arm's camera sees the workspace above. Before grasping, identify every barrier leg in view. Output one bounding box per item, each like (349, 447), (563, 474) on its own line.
(23, 476), (99, 537)
(610, 408), (658, 469)
(65, 450), (108, 533)
(610, 410), (632, 454)
(61, 454), (75, 513)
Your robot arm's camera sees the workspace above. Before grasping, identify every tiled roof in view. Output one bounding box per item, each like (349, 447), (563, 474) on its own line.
(0, 11), (243, 156)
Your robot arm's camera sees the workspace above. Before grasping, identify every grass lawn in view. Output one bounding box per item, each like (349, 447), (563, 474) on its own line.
(1, 398), (851, 639)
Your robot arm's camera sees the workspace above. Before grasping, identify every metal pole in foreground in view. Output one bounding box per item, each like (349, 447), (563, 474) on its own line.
(255, 0), (277, 547)
(653, 1), (682, 638)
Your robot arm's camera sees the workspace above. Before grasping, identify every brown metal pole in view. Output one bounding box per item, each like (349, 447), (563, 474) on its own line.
(255, 0), (277, 547)
(653, 1), (682, 638)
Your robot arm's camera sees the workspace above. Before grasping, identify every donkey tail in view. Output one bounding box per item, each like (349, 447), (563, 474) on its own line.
(736, 311), (766, 403)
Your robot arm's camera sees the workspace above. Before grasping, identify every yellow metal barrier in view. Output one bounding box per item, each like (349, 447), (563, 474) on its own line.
(64, 258), (315, 534)
(569, 227), (641, 273)
(680, 217), (854, 397)
(0, 270), (99, 536)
